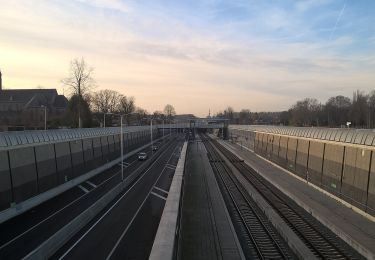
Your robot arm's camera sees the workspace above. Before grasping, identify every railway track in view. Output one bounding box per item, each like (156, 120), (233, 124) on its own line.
(202, 136), (295, 259)
(207, 135), (364, 260)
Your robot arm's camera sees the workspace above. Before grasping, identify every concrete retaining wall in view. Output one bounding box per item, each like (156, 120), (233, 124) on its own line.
(0, 151), (12, 211)
(9, 147), (38, 203)
(230, 128), (375, 217)
(0, 128), (162, 216)
(35, 144), (57, 193)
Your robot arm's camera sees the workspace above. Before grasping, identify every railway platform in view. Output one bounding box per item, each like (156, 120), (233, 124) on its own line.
(219, 138), (375, 259)
(176, 139), (244, 260)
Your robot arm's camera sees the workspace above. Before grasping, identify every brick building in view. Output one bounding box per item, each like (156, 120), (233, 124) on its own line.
(0, 70), (68, 131)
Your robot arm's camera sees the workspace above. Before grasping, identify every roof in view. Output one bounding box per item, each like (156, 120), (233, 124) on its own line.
(0, 89), (67, 109)
(0, 89), (57, 102)
(229, 125), (375, 147)
(53, 95), (68, 108)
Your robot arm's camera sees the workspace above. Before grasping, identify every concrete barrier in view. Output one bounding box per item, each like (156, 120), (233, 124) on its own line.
(55, 142), (73, 183)
(149, 141), (188, 260)
(322, 143), (344, 197)
(0, 137), (166, 224)
(0, 151), (12, 211)
(70, 140), (84, 178)
(35, 144), (58, 193)
(82, 138), (94, 171)
(368, 156), (375, 216)
(342, 147), (371, 211)
(9, 147), (38, 203)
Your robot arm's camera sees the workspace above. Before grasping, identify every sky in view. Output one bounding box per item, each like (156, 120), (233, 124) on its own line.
(0, 0), (374, 117)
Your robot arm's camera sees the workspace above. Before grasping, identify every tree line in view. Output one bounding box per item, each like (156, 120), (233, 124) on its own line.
(217, 90), (375, 128)
(54, 58), (176, 128)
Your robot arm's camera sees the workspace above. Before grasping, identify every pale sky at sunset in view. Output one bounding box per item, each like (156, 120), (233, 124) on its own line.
(0, 0), (374, 117)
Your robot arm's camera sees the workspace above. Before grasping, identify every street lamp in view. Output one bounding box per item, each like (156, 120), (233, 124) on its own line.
(151, 118), (154, 154)
(169, 117), (171, 138)
(120, 112), (137, 180)
(120, 115), (124, 181)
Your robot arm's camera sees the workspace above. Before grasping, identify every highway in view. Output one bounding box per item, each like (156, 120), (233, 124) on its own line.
(0, 136), (181, 259)
(53, 137), (183, 259)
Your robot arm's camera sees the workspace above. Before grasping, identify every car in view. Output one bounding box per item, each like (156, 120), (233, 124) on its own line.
(138, 152), (148, 161)
(152, 145), (158, 151)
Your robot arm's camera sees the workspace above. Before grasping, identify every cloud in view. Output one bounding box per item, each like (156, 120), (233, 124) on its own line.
(295, 0), (334, 12)
(0, 0), (374, 116)
(76, 0), (129, 13)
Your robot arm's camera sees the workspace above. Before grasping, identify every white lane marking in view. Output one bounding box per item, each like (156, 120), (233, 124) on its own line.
(165, 163), (176, 169)
(105, 145), (179, 260)
(165, 166), (176, 171)
(0, 171), (121, 252)
(153, 186), (169, 195)
(118, 162), (129, 167)
(150, 192), (167, 201)
(59, 144), (179, 260)
(78, 185), (89, 193)
(86, 181), (97, 188)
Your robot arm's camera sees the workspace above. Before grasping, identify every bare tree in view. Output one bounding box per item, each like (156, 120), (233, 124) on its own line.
(350, 90), (368, 127)
(224, 106), (234, 122)
(164, 104), (176, 122)
(324, 95), (351, 127)
(92, 90), (121, 113)
(290, 98), (321, 126)
(239, 109), (251, 124)
(368, 91), (375, 128)
(61, 58), (95, 128)
(135, 107), (148, 125)
(118, 96), (135, 125)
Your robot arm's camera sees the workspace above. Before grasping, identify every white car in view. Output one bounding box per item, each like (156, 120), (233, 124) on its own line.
(138, 152), (148, 161)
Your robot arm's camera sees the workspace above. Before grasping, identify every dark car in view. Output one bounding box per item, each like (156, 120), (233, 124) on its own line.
(138, 152), (148, 161)
(152, 145), (158, 151)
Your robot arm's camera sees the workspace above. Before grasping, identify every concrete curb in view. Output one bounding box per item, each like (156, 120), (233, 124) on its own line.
(0, 137), (165, 224)
(149, 141), (188, 260)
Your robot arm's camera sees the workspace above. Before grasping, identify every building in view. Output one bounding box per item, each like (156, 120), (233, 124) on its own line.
(0, 70), (68, 131)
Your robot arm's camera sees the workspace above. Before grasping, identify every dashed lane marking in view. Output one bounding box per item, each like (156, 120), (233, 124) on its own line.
(150, 192), (167, 201)
(153, 186), (169, 195)
(78, 185), (89, 193)
(86, 181), (97, 188)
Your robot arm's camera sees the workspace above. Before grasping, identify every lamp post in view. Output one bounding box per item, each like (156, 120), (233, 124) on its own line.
(105, 112), (124, 181)
(119, 111), (137, 180)
(150, 118), (154, 154)
(120, 115), (124, 181)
